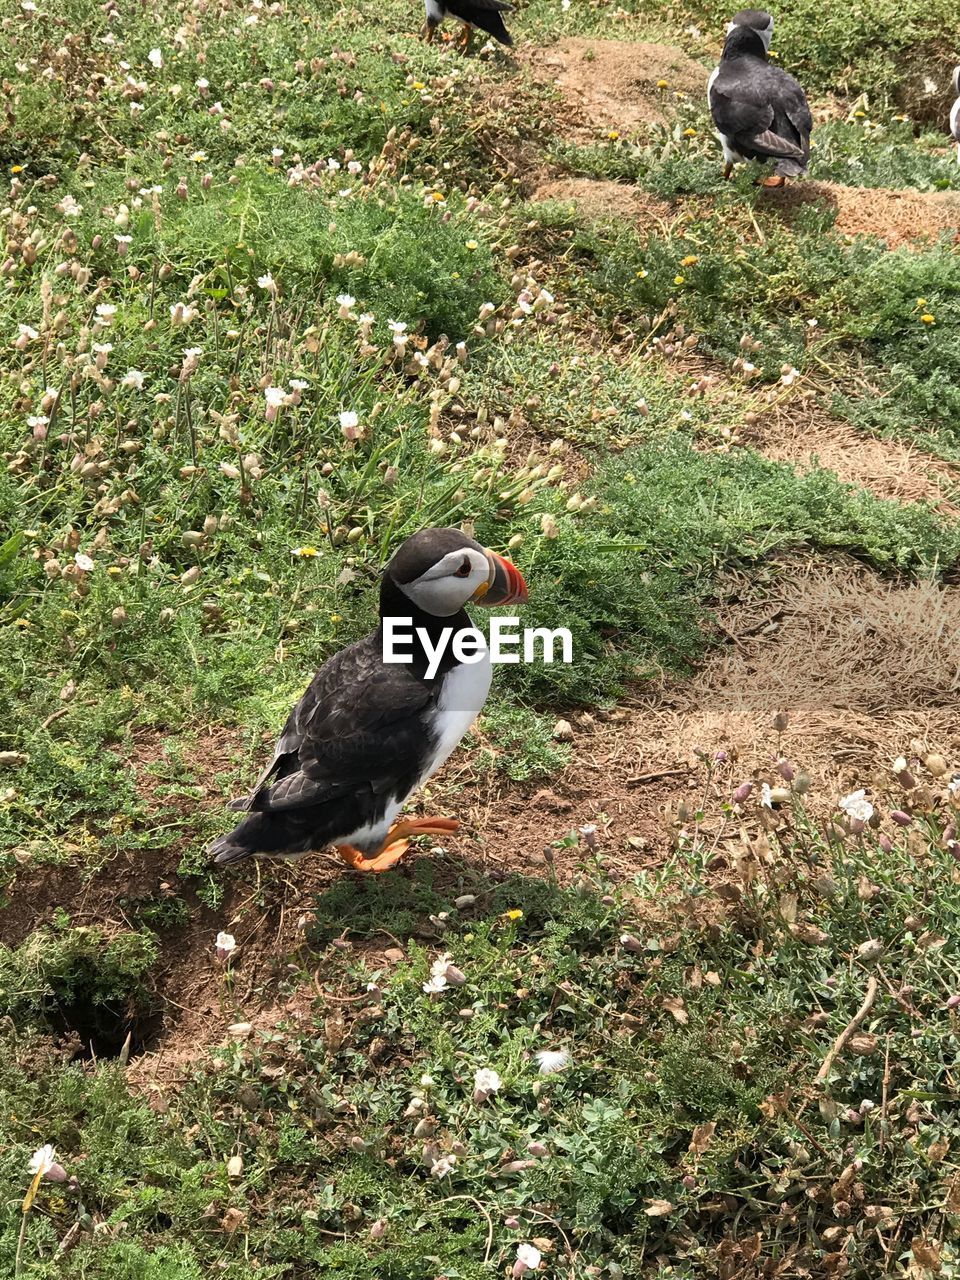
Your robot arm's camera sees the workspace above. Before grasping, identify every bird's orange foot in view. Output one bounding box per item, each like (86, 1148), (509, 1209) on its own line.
(336, 840), (410, 873)
(757, 174), (787, 188)
(335, 818), (459, 874)
(457, 23), (472, 53)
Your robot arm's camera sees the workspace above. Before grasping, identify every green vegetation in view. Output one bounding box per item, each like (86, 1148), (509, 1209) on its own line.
(6, 763), (960, 1276)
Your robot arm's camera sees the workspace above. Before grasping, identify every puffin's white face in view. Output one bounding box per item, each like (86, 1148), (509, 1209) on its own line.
(726, 13), (774, 51)
(397, 547), (493, 617)
(954, 65), (960, 97)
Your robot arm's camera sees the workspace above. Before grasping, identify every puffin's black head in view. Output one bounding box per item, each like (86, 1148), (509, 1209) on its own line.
(723, 7), (774, 55)
(384, 527), (528, 618)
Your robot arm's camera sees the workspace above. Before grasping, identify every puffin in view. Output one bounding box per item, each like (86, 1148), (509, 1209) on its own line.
(421, 0), (514, 53)
(951, 65), (960, 162)
(209, 527), (527, 873)
(708, 9), (812, 187)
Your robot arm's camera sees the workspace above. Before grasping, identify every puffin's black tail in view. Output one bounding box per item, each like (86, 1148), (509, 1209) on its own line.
(209, 810), (315, 866)
(450, 0), (514, 44)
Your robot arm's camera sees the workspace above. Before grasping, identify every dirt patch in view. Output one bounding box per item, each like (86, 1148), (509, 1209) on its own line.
(520, 39), (708, 140)
(743, 402), (960, 513)
(531, 177), (673, 225)
(762, 180), (960, 249)
(445, 557), (960, 877)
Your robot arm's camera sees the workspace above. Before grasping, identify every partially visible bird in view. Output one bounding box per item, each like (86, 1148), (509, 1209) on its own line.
(210, 527), (527, 873)
(951, 64), (960, 162)
(421, 0), (514, 54)
(708, 9), (812, 187)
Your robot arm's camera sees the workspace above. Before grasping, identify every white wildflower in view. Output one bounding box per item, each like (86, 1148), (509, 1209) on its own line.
(839, 789), (874, 823)
(473, 1067), (501, 1101)
(215, 931), (236, 960)
(148, 47), (163, 69)
(121, 369), (146, 390)
(74, 552), (95, 572)
(257, 272), (277, 294)
(513, 1243), (542, 1276)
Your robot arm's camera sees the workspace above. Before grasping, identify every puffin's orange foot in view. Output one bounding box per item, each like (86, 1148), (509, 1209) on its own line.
(336, 840), (411, 873)
(335, 818), (459, 874)
(757, 174), (787, 188)
(457, 23), (472, 53)
(388, 817), (460, 842)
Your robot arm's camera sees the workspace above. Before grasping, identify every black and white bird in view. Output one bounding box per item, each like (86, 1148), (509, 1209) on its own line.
(708, 9), (812, 186)
(421, 0), (514, 53)
(210, 528), (527, 873)
(951, 65), (960, 162)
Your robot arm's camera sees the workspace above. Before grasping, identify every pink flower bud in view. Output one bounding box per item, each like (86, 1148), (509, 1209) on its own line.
(890, 810), (912, 827)
(527, 1141), (548, 1157)
(878, 834), (893, 853)
(947, 995), (960, 1009)
(732, 781), (753, 805)
(369, 1218), (387, 1239)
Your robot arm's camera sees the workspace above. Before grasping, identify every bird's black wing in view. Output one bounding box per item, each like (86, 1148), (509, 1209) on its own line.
(232, 637), (436, 815)
(444, 0), (514, 42)
(712, 62), (810, 160)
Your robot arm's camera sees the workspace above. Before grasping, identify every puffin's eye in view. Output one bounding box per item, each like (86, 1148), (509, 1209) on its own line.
(454, 558), (472, 578)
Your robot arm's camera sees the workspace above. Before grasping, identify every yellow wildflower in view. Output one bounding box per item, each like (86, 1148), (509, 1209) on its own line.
(683, 128), (697, 137)
(681, 254), (698, 266)
(674, 274), (685, 285)
(505, 909), (523, 921)
(293, 545), (319, 557)
(920, 314), (935, 325)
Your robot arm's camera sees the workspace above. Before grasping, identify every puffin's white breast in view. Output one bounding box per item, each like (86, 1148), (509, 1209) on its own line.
(420, 648), (493, 785)
(425, 0), (445, 22)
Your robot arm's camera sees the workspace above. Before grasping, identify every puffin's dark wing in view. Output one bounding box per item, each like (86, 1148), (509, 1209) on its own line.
(712, 62), (811, 164)
(444, 0), (514, 44)
(244, 637), (435, 814)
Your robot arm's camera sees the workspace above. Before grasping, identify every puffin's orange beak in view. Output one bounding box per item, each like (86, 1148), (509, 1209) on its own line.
(471, 550), (528, 606)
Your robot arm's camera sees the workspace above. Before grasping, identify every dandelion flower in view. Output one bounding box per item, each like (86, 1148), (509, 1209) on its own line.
(657, 78), (669, 88)
(920, 314), (935, 325)
(683, 127), (697, 137)
(674, 274), (685, 285)
(505, 908), (523, 921)
(292, 546), (319, 558)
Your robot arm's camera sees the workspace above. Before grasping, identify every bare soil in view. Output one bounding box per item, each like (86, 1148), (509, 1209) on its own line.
(743, 401), (960, 513)
(520, 39), (708, 140)
(760, 180), (960, 249)
(531, 177), (674, 225)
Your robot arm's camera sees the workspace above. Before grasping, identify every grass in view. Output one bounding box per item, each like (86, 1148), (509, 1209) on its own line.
(6, 758), (960, 1276)
(3, 0), (960, 1273)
